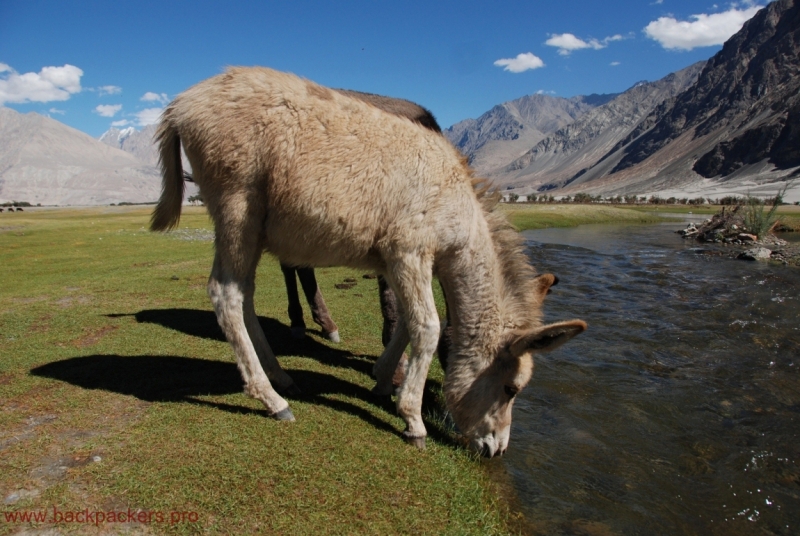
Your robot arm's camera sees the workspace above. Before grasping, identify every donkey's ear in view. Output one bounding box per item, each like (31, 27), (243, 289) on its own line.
(510, 320), (586, 357)
(532, 273), (559, 301)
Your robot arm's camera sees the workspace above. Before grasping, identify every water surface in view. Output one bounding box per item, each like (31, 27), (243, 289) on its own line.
(503, 221), (800, 535)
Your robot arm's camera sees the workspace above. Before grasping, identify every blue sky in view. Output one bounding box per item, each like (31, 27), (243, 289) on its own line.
(0, 0), (765, 137)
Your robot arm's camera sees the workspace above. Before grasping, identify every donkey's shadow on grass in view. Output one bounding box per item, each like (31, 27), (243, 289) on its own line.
(31, 308), (453, 443)
(129, 308), (374, 375)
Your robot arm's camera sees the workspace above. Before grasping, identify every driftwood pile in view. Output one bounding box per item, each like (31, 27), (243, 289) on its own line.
(677, 206), (761, 244)
(676, 206), (798, 265)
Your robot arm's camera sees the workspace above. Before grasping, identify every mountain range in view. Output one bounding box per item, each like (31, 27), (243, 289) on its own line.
(444, 93), (616, 174)
(99, 124), (160, 167)
(447, 0), (799, 200)
(0, 107), (161, 206)
(1, 0), (797, 205)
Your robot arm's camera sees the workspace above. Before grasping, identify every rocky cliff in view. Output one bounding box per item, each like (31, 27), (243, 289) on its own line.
(612, 0), (799, 179)
(452, 0), (799, 200)
(498, 62), (705, 190)
(444, 93), (615, 175)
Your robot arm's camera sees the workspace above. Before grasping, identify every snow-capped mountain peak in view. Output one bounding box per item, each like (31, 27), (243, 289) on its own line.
(98, 124), (159, 166)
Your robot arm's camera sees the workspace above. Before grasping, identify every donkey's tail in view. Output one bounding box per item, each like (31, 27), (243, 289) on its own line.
(150, 110), (185, 232)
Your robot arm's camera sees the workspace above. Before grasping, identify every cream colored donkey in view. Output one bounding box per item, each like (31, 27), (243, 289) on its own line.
(151, 67), (586, 457)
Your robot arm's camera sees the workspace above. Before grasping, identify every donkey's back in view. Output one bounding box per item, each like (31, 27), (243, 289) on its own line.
(153, 67), (469, 270)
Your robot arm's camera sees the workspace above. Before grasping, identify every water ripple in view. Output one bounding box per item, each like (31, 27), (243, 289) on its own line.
(503, 222), (800, 535)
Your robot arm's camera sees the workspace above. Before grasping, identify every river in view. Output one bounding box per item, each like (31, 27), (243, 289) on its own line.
(501, 220), (800, 535)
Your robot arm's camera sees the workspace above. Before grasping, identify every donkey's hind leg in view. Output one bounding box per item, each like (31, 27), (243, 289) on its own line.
(243, 268), (301, 396)
(208, 240), (294, 421)
(296, 267), (340, 343)
(280, 263), (308, 340)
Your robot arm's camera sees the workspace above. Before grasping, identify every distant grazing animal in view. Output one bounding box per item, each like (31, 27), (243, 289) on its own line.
(151, 67), (585, 457)
(0, 208), (4, 212)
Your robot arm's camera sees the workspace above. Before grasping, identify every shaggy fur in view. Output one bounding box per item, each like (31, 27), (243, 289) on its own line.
(278, 90), (442, 347)
(151, 66), (585, 457)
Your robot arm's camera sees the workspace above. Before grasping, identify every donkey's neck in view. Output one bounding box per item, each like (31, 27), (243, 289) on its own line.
(439, 225), (507, 361)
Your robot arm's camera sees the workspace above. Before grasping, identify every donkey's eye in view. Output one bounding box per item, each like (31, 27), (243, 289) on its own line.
(504, 385), (519, 398)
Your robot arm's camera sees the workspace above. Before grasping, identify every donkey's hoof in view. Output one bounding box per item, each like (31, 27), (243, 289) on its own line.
(402, 431), (426, 450)
(290, 327), (306, 340)
(324, 330), (340, 343)
(271, 407), (295, 421)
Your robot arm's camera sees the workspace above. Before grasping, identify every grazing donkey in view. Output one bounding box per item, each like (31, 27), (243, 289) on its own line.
(151, 67), (585, 457)
(279, 89), (443, 347)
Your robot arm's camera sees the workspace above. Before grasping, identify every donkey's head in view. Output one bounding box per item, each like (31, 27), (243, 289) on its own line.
(445, 319), (586, 457)
(443, 273), (586, 458)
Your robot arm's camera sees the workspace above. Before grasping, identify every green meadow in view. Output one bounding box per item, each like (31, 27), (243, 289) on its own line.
(498, 203), (666, 230)
(501, 202), (800, 231)
(0, 206), (514, 535)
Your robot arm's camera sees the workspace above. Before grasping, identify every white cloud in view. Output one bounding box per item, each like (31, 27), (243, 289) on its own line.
(610, 61), (621, 66)
(136, 107), (163, 126)
(141, 91), (169, 105)
(48, 107), (66, 115)
(644, 5), (763, 50)
(95, 104), (122, 117)
(545, 33), (624, 55)
(493, 52), (545, 73)
(111, 119), (131, 127)
(98, 85), (122, 96)
(0, 63), (83, 104)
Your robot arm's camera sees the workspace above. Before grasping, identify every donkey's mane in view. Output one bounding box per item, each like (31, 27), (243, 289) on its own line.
(467, 169), (542, 330)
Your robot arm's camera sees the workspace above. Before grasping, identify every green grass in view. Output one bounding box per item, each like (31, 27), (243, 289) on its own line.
(631, 203), (800, 231)
(0, 206), (508, 535)
(631, 205), (720, 215)
(502, 202), (800, 232)
(499, 203), (667, 231)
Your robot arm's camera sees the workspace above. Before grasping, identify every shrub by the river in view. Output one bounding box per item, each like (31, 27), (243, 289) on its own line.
(743, 184), (788, 238)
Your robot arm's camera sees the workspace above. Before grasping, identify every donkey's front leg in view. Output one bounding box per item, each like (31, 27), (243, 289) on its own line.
(208, 253), (294, 420)
(383, 255), (440, 448)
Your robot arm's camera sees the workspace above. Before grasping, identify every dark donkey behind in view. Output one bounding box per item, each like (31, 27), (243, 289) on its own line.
(279, 89), (453, 370)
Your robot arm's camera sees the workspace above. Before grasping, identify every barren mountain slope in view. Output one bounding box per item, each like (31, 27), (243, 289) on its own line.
(497, 62), (705, 191)
(0, 108), (161, 205)
(577, 0), (800, 195)
(444, 93), (615, 176)
(99, 124), (160, 167)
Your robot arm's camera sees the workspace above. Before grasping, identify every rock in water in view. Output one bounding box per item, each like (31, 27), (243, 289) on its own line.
(738, 247), (772, 261)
